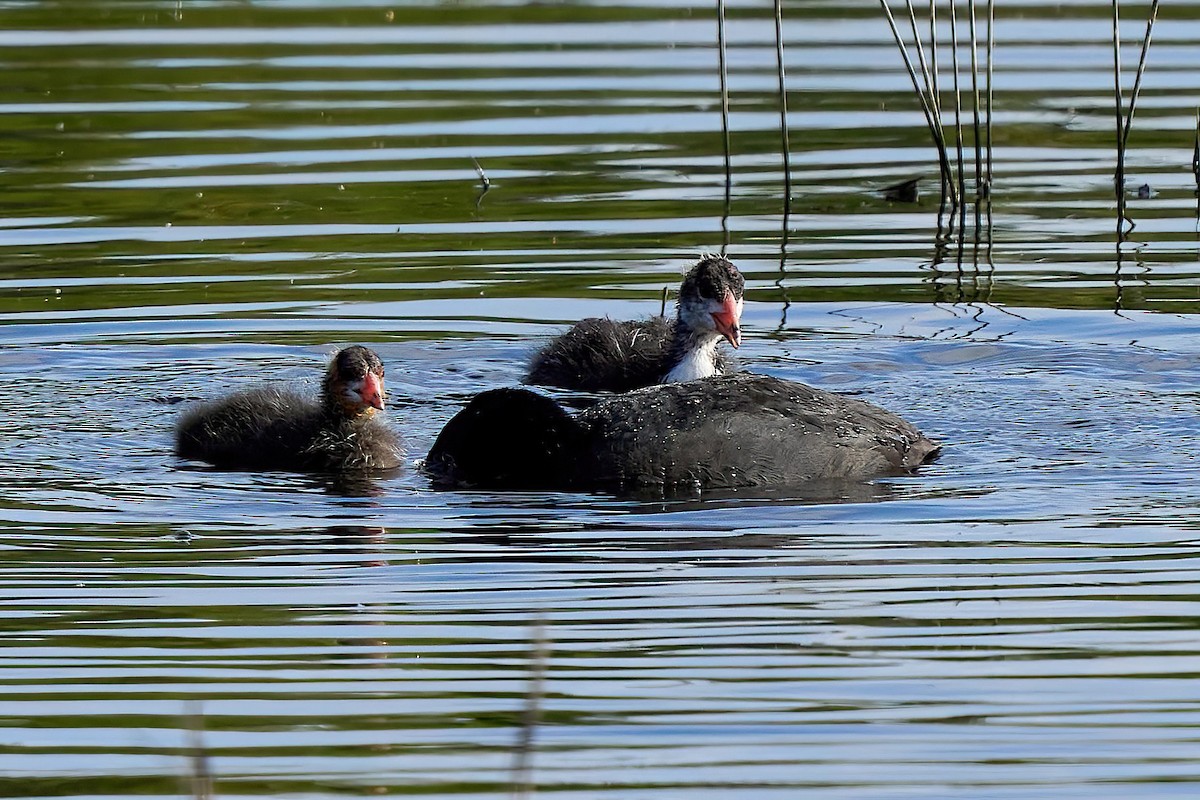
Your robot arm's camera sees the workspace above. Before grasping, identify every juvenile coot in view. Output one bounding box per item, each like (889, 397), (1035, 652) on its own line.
(424, 374), (938, 495)
(525, 256), (745, 392)
(176, 346), (403, 472)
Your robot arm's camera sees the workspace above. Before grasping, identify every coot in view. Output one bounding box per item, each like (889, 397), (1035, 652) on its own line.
(525, 256), (745, 392)
(424, 374), (938, 494)
(176, 346), (403, 472)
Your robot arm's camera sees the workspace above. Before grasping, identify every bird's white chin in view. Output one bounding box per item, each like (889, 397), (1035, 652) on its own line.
(663, 337), (722, 383)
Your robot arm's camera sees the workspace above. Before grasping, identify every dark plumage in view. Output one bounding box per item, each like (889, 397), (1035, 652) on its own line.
(525, 316), (693, 393)
(424, 374), (939, 495)
(175, 346), (403, 473)
(525, 256), (745, 392)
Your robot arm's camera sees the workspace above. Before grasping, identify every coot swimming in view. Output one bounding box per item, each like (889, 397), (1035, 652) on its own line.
(525, 256), (745, 392)
(424, 374), (938, 495)
(176, 345), (403, 472)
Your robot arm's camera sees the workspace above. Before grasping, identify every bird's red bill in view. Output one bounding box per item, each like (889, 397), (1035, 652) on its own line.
(362, 372), (385, 410)
(711, 292), (742, 348)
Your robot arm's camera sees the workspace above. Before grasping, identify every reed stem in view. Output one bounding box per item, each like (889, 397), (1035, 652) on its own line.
(470, 156), (490, 190)
(948, 0), (966, 212)
(1192, 108), (1200, 185)
(903, 1), (937, 108)
(878, 0), (957, 205)
(930, 0), (948, 203)
(985, 0), (995, 195)
(716, 0), (732, 251)
(1121, 0), (1160, 153)
(968, 0), (983, 200)
(929, 0), (940, 117)
(1111, 0), (1124, 197)
(773, 0), (792, 217)
(904, 0), (953, 207)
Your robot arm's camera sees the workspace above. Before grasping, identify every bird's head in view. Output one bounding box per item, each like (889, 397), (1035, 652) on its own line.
(323, 345), (387, 418)
(677, 255), (744, 348)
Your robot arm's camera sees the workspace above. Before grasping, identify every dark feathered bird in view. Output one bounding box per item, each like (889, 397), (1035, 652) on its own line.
(424, 374), (938, 495)
(175, 346), (403, 472)
(525, 256), (745, 392)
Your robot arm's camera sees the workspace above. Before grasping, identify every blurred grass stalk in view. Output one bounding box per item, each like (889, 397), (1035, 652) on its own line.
(185, 701), (214, 800)
(511, 616), (549, 800)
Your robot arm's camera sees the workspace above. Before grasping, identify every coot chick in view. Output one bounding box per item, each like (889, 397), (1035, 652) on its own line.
(424, 374), (938, 495)
(525, 255), (745, 392)
(176, 346), (403, 472)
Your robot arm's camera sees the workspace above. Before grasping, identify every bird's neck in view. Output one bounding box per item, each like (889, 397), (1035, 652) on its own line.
(321, 394), (374, 423)
(662, 323), (721, 383)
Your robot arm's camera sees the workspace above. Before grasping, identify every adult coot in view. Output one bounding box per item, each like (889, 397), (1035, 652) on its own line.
(424, 374), (938, 495)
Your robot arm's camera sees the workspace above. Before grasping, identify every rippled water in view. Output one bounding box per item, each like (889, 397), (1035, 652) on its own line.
(4, 1), (1200, 797)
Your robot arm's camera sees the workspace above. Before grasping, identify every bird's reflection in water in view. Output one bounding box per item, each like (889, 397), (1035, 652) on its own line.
(323, 523), (389, 551)
(441, 475), (930, 514)
(321, 525), (393, 664)
(620, 476), (907, 508)
(313, 467), (401, 498)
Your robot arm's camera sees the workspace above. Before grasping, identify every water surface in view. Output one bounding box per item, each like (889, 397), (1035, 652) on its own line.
(3, 1), (1200, 797)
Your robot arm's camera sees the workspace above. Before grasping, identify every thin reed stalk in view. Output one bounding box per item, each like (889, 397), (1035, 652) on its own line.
(929, 0), (940, 116)
(773, 0), (791, 217)
(471, 156), (491, 210)
(881, 0), (996, 242)
(1111, 0), (1158, 232)
(1111, 0), (1125, 195)
(902, 1), (938, 108)
(716, 0), (732, 253)
(929, 0), (948, 204)
(878, 0), (957, 205)
(985, 180), (994, 266)
(775, 204), (792, 331)
(1120, 0), (1160, 152)
(985, 0), (995, 194)
(968, 0), (983, 197)
(1192, 109), (1199, 220)
(470, 156), (491, 190)
(1192, 108), (1200, 186)
(772, 0), (792, 329)
(948, 0), (966, 210)
(902, 0), (947, 211)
